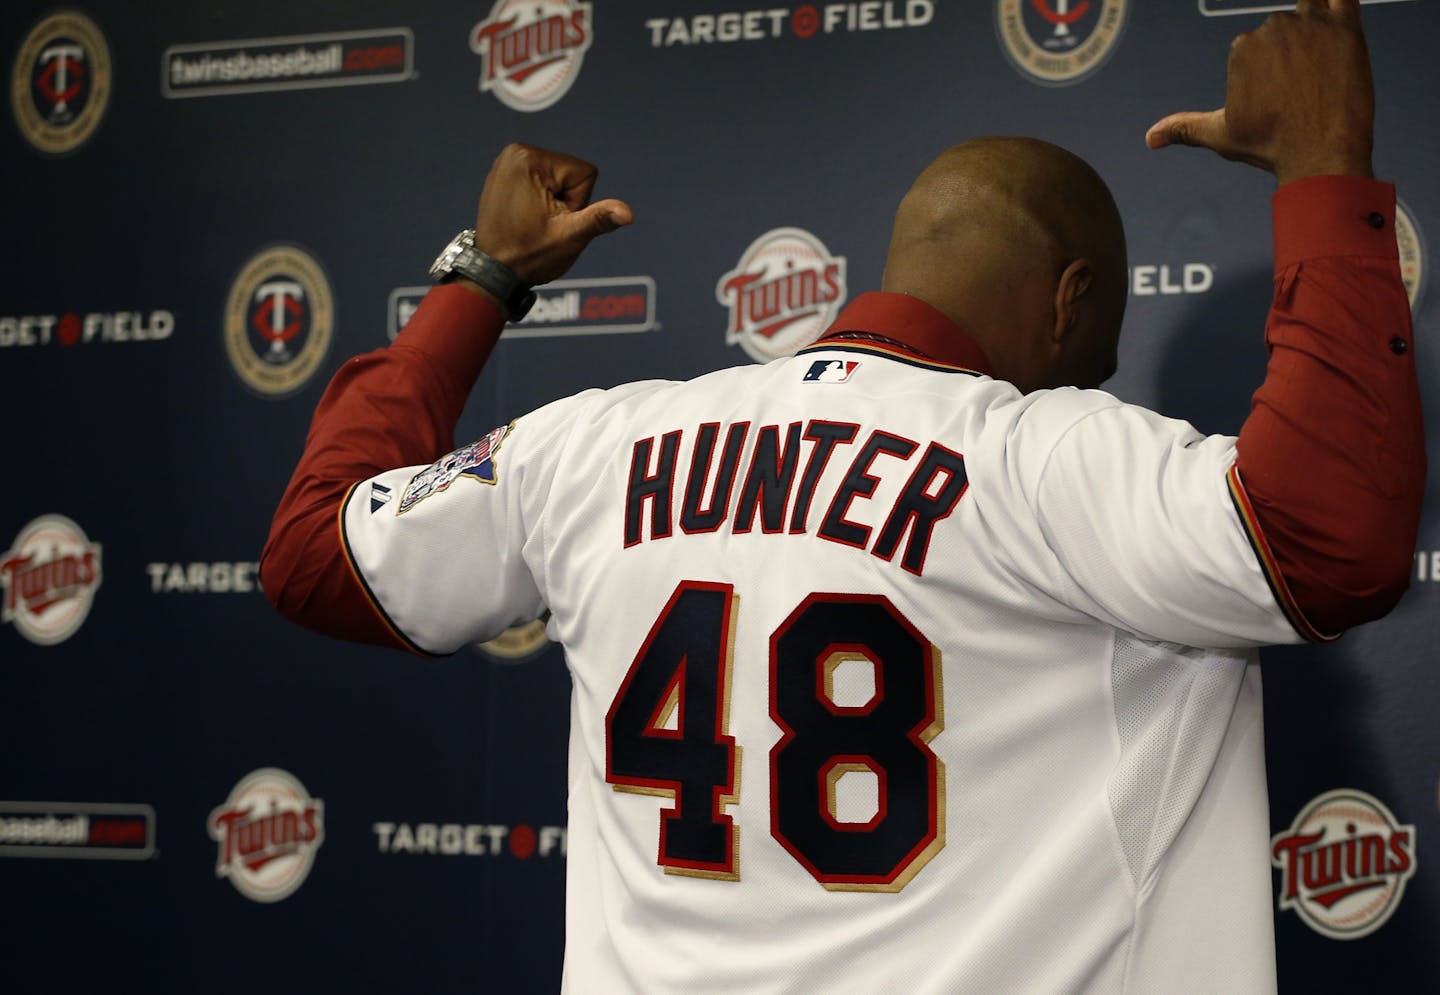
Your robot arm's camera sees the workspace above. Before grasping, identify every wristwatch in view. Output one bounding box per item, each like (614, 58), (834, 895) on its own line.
(429, 229), (537, 321)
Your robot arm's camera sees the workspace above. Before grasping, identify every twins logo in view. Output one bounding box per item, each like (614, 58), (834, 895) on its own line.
(11, 11), (112, 154)
(995, 0), (1128, 86)
(471, 0), (592, 112)
(208, 768), (324, 903)
(1271, 789), (1417, 940)
(224, 245), (334, 398)
(0, 515), (102, 646)
(399, 422), (515, 514)
(718, 227), (847, 363)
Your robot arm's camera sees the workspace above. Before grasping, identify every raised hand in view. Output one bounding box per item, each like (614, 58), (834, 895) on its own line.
(473, 143), (634, 287)
(1146, 0), (1374, 185)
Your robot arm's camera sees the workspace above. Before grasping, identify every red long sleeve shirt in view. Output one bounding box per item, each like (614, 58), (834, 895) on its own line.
(260, 176), (1424, 652)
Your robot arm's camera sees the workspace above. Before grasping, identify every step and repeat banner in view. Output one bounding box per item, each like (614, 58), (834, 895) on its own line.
(2, 2), (1436, 991)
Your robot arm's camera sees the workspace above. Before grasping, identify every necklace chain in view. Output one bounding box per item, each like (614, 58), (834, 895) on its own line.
(823, 330), (934, 360)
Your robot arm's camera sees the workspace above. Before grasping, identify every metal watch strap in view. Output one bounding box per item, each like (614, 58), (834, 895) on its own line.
(435, 229), (537, 321)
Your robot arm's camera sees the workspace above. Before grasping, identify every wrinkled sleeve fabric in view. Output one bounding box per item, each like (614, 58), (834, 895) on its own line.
(259, 283), (509, 654)
(1231, 175), (1424, 639)
(1019, 176), (1422, 647)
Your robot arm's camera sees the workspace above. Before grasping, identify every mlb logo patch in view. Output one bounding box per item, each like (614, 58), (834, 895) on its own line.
(803, 359), (860, 383)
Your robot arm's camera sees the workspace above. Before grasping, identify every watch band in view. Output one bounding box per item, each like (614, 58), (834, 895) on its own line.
(430, 229), (537, 321)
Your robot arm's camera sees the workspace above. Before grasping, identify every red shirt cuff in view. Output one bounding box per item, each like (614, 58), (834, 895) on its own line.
(1272, 175), (1399, 271)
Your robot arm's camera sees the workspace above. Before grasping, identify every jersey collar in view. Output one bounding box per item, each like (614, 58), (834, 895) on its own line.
(798, 292), (994, 375)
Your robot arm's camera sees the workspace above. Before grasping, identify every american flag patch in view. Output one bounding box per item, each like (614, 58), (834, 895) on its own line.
(802, 359), (860, 383)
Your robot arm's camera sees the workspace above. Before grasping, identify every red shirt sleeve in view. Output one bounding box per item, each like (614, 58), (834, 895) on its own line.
(259, 283), (507, 652)
(1232, 175), (1425, 640)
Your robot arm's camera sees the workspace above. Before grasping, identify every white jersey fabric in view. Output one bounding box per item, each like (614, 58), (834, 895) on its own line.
(342, 338), (1300, 994)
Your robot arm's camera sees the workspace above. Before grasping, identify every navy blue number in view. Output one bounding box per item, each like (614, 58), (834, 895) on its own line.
(769, 594), (943, 891)
(608, 584), (941, 890)
(605, 581), (739, 878)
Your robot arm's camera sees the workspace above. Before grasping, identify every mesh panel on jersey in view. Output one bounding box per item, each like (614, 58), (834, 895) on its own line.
(1107, 635), (1244, 891)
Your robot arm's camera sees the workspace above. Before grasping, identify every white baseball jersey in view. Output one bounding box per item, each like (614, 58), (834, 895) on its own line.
(341, 319), (1300, 994)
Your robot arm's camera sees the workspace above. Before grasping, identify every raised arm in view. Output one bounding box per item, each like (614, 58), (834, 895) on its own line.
(258, 144), (632, 650)
(1148, 0), (1424, 637)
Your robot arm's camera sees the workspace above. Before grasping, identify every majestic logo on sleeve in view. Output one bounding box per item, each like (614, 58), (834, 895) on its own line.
(995, 0), (1127, 86)
(471, 0), (592, 112)
(718, 227), (847, 363)
(399, 422), (515, 514)
(1271, 789), (1417, 940)
(224, 245), (334, 398)
(1395, 201), (1425, 313)
(208, 768), (324, 903)
(1, 515), (102, 646)
(11, 11), (112, 154)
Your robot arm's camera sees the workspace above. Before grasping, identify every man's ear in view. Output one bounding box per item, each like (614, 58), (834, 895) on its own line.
(1052, 259), (1094, 343)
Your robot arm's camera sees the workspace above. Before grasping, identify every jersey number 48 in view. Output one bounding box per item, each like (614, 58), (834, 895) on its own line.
(605, 580), (943, 893)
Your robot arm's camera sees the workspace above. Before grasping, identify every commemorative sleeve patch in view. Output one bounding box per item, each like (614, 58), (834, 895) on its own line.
(398, 421), (514, 514)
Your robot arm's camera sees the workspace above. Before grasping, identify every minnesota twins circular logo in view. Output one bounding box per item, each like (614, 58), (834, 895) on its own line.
(1395, 200), (1425, 313)
(224, 245), (334, 398)
(717, 227), (847, 363)
(11, 11), (112, 155)
(471, 0), (592, 113)
(0, 514), (102, 646)
(208, 768), (324, 903)
(996, 0), (1127, 86)
(1270, 789), (1417, 940)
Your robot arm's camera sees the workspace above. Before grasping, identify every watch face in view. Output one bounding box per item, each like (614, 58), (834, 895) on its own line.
(430, 243), (460, 278)
(429, 231), (473, 281)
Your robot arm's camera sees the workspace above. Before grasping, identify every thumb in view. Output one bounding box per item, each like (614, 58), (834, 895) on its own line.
(568, 198), (634, 241)
(1146, 109), (1228, 151)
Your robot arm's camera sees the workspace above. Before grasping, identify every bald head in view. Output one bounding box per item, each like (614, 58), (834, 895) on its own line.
(883, 137), (1128, 392)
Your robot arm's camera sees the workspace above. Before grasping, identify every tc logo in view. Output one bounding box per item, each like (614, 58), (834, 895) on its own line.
(252, 281), (306, 360)
(1395, 200), (1426, 313)
(11, 12), (112, 154)
(224, 246), (333, 398)
(995, 0), (1127, 86)
(1032, 0), (1089, 42)
(37, 45), (85, 113)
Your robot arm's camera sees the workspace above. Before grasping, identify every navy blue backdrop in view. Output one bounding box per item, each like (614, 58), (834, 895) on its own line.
(2, 2), (1437, 991)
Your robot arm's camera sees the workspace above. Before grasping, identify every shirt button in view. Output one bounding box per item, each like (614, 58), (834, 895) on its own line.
(1368, 212), (1386, 229)
(1390, 337), (1408, 355)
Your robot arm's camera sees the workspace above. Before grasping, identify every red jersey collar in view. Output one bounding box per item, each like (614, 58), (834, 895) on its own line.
(807, 292), (994, 374)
